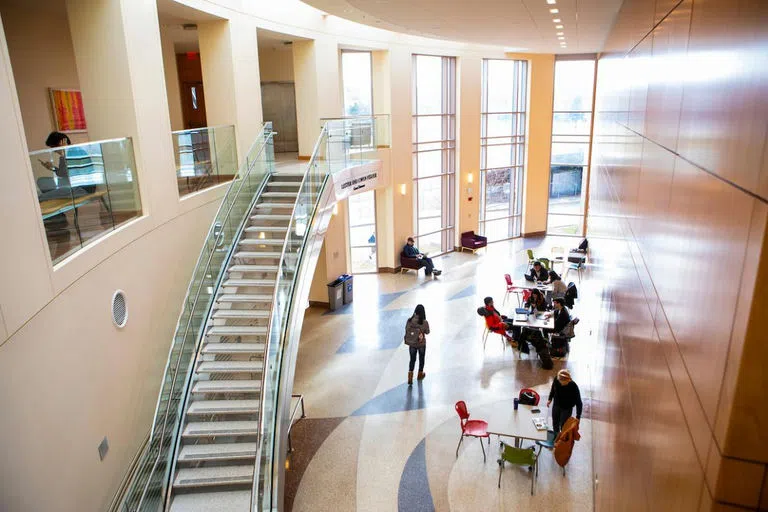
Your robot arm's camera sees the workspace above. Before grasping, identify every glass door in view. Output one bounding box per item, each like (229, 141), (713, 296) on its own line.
(348, 191), (378, 273)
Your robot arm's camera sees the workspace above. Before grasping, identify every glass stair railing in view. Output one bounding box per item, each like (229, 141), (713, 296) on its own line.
(116, 116), (389, 512)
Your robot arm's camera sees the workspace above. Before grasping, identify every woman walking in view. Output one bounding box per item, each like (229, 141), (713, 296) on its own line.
(547, 369), (583, 435)
(404, 304), (430, 385)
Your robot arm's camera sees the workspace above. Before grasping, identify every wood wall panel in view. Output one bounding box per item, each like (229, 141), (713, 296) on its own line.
(590, 0), (768, 509)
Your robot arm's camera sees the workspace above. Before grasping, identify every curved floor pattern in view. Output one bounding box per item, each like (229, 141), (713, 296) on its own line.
(287, 238), (597, 511)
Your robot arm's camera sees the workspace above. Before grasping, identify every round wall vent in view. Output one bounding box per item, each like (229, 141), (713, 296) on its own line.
(112, 290), (128, 328)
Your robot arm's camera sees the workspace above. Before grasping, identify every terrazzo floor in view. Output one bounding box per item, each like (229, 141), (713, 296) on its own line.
(286, 237), (599, 512)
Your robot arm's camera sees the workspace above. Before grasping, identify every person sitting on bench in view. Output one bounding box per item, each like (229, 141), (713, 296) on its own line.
(527, 261), (549, 282)
(403, 237), (442, 276)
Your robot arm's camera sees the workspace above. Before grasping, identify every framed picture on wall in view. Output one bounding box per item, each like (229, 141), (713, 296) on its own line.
(49, 88), (87, 133)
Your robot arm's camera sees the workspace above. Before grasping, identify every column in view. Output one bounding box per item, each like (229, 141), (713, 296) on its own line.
(198, 18), (263, 163)
(66, 0), (178, 222)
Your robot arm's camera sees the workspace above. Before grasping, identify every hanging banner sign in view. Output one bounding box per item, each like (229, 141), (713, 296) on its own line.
(330, 159), (386, 201)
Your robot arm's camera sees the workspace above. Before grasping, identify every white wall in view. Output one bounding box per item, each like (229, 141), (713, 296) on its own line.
(259, 42), (294, 82)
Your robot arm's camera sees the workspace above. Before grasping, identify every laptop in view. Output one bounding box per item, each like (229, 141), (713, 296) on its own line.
(514, 308), (529, 322)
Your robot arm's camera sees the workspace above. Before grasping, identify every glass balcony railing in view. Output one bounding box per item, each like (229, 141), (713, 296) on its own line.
(29, 138), (141, 265)
(320, 115), (390, 174)
(256, 114), (389, 510)
(172, 125), (238, 197)
(120, 122), (274, 512)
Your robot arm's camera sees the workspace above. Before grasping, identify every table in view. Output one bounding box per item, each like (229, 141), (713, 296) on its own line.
(513, 281), (553, 293)
(512, 311), (554, 330)
(486, 403), (549, 445)
(39, 190), (108, 238)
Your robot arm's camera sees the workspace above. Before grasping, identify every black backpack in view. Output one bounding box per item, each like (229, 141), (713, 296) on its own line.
(519, 391), (537, 405)
(565, 282), (578, 308)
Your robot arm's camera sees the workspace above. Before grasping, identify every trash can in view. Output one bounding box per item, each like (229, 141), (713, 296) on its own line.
(327, 277), (344, 311)
(342, 274), (353, 304)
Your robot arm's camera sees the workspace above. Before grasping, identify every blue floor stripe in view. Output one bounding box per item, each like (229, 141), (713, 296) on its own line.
(398, 438), (435, 512)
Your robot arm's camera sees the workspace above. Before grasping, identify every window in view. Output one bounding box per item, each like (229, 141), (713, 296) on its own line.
(479, 59), (528, 242)
(348, 191), (378, 273)
(412, 55), (456, 255)
(547, 58), (596, 236)
(341, 51), (373, 116)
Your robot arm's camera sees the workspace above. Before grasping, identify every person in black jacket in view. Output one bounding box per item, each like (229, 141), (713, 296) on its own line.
(547, 298), (571, 335)
(527, 261), (548, 282)
(547, 369), (582, 435)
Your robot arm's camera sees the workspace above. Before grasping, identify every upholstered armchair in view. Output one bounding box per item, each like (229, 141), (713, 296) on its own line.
(460, 231), (487, 253)
(400, 251), (422, 273)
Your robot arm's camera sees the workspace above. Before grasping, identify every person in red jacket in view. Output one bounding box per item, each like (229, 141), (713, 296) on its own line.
(480, 297), (515, 344)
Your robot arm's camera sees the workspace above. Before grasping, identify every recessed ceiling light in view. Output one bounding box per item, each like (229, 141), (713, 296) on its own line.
(550, 8), (559, 14)
(558, 36), (565, 40)
(556, 32), (564, 35)
(556, 24), (564, 29)
(552, 18), (561, 22)
(547, 0), (556, 4)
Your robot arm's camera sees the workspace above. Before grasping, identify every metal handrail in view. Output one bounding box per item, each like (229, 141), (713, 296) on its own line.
(251, 124), (329, 512)
(171, 124), (235, 135)
(28, 137), (132, 155)
(132, 124), (274, 511)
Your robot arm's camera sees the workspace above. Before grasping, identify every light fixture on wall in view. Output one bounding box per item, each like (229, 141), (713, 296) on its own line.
(556, 24), (564, 29)
(553, 18), (561, 22)
(467, 172), (474, 184)
(399, 183), (407, 195)
(549, 8), (559, 13)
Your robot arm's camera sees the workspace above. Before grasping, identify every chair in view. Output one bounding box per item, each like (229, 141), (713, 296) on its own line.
(455, 401), (490, 462)
(535, 430), (566, 476)
(526, 249), (535, 267)
(518, 388), (540, 406)
(566, 260), (584, 283)
(497, 441), (539, 494)
(549, 317), (579, 356)
(550, 246), (566, 272)
(460, 231), (487, 253)
(502, 274), (523, 306)
(400, 251), (422, 274)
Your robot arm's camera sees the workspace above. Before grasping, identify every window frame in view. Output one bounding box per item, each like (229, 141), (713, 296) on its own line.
(411, 54), (457, 256)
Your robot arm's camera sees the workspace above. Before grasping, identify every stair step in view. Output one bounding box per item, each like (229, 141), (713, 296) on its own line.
(182, 421), (259, 438)
(255, 202), (294, 208)
(244, 226), (287, 233)
(217, 294), (272, 303)
(212, 309), (270, 319)
(169, 490), (251, 512)
(268, 181), (301, 187)
(198, 360), (264, 374)
(177, 442), (257, 463)
(192, 380), (261, 394)
(228, 264), (278, 272)
(233, 252), (283, 259)
(262, 192), (297, 198)
(173, 466), (253, 489)
(222, 279), (275, 287)
(250, 214), (291, 220)
(206, 326), (267, 337)
(238, 239), (284, 246)
(202, 342), (265, 355)
(187, 399), (260, 415)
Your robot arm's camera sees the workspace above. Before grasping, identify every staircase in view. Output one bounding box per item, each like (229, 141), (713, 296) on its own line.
(167, 172), (304, 511)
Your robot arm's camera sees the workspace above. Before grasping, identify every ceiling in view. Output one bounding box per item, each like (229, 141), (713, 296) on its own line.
(300, 0), (624, 53)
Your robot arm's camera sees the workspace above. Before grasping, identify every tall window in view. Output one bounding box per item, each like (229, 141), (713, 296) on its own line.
(479, 59), (528, 242)
(412, 55), (456, 255)
(348, 191), (378, 273)
(547, 58), (596, 236)
(341, 51), (373, 116)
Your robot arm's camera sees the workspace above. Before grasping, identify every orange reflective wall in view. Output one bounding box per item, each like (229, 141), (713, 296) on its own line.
(589, 0), (768, 509)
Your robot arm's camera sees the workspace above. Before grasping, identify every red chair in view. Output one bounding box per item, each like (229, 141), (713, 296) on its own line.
(521, 289), (532, 303)
(502, 274), (522, 306)
(455, 400), (490, 462)
(519, 388), (540, 406)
